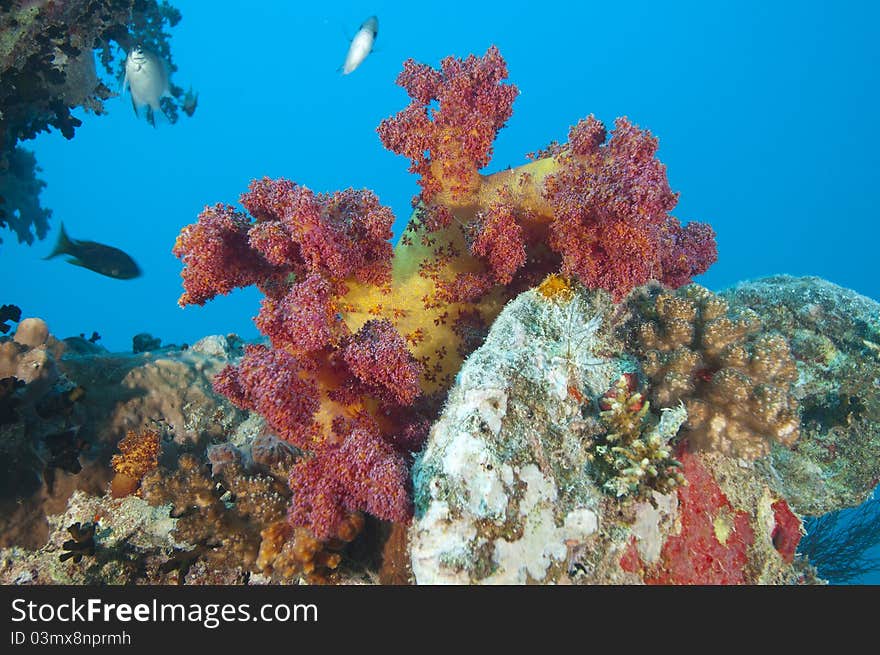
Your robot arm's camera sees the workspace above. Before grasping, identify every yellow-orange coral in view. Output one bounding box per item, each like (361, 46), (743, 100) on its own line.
(110, 428), (161, 498)
(632, 285), (800, 460)
(257, 512), (365, 583)
(537, 273), (575, 302)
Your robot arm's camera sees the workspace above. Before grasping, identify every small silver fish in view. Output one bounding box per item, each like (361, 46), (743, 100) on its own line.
(122, 45), (171, 125)
(341, 16), (378, 75)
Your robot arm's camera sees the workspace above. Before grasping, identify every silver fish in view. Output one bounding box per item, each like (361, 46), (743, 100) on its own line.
(122, 45), (171, 125)
(341, 16), (378, 75)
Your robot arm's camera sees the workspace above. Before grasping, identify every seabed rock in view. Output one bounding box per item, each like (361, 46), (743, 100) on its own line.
(723, 276), (880, 515)
(410, 280), (852, 584)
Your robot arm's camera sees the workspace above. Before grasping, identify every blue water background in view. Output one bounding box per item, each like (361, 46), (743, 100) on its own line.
(3, 0), (876, 351)
(1, 0), (878, 583)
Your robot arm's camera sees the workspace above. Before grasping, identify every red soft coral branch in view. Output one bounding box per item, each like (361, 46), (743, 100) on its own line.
(287, 428), (413, 540)
(213, 344), (321, 450)
(240, 178), (395, 284)
(254, 273), (343, 354)
(172, 203), (276, 307)
(342, 319), (422, 406)
(471, 200), (527, 285)
(545, 116), (716, 300)
(377, 45), (519, 205)
(658, 218), (718, 290)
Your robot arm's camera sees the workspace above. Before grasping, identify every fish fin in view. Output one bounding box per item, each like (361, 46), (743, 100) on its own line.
(120, 68), (128, 95)
(44, 222), (74, 260)
(149, 101), (174, 126)
(130, 94), (139, 118)
(65, 257), (87, 269)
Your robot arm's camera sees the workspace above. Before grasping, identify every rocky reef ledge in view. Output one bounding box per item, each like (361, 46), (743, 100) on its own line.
(1, 275), (878, 584)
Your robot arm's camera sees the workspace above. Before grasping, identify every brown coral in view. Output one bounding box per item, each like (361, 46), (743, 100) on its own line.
(631, 285), (800, 460)
(257, 511), (364, 583)
(0, 316), (59, 396)
(141, 454), (290, 578)
(109, 428), (161, 498)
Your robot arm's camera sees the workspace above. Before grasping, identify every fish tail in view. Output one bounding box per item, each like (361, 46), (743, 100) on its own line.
(44, 222), (73, 260)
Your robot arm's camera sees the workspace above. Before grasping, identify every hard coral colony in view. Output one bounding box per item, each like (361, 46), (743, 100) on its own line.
(173, 47), (718, 548)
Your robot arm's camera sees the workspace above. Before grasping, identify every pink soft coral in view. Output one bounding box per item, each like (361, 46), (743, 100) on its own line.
(378, 45), (519, 203)
(287, 428), (412, 540)
(545, 116), (717, 301)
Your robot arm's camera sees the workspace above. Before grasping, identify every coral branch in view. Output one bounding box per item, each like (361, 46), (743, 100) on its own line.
(378, 45), (518, 203)
(288, 429), (412, 540)
(173, 204), (275, 307)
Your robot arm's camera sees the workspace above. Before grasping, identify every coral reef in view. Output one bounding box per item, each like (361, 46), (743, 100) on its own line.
(173, 47), (716, 545)
(409, 283), (807, 584)
(629, 284), (800, 460)
(721, 276), (880, 515)
(0, 322), (249, 552)
(0, 489), (186, 584)
(0, 0), (190, 245)
(2, 276), (875, 584)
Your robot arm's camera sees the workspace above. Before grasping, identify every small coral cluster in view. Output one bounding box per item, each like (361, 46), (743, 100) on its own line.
(257, 512), (364, 583)
(109, 428), (161, 498)
(174, 47), (717, 547)
(631, 285), (800, 459)
(0, 317), (57, 393)
(589, 373), (686, 499)
(140, 453), (291, 580)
